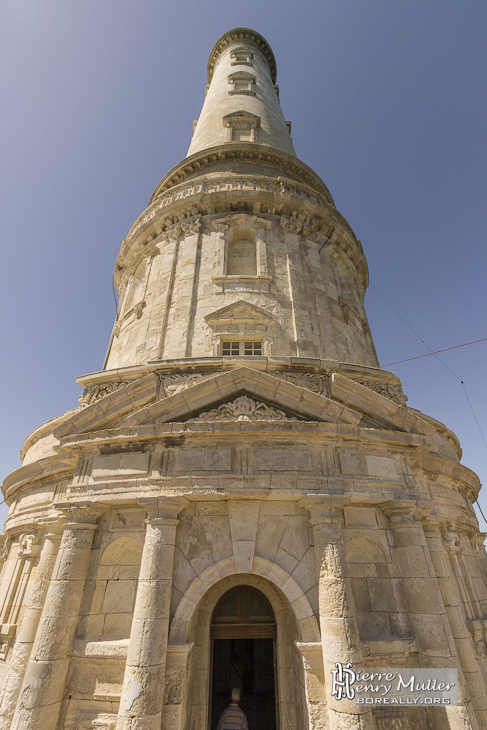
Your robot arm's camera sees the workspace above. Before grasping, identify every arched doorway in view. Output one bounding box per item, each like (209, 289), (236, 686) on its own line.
(210, 585), (278, 730)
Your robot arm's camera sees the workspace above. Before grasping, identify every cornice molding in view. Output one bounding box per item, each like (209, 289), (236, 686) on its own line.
(149, 145), (334, 204)
(207, 28), (277, 84)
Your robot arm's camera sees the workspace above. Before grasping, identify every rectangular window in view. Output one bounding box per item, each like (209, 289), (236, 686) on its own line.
(221, 340), (262, 356)
(222, 341), (240, 356)
(244, 341), (262, 356)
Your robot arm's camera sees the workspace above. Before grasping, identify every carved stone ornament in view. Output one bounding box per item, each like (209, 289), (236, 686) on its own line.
(467, 618), (487, 657)
(180, 216), (201, 236)
(357, 379), (407, 406)
(162, 222), (182, 242)
(282, 372), (329, 396)
(159, 373), (215, 397)
(79, 381), (130, 407)
(189, 395), (302, 422)
(133, 301), (145, 319)
(442, 521), (461, 553)
(19, 533), (39, 556)
(280, 212), (317, 238)
(0, 536), (12, 562)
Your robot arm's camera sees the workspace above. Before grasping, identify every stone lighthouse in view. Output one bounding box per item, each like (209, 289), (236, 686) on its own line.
(1, 27), (487, 730)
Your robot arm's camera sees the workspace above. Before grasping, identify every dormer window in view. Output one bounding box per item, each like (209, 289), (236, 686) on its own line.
(230, 48), (254, 67)
(223, 111), (260, 143)
(228, 72), (256, 96)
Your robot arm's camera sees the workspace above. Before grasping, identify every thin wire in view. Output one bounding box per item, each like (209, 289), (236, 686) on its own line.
(474, 499), (487, 527)
(381, 337), (487, 367)
(370, 284), (432, 348)
(371, 284), (487, 405)
(461, 382), (487, 450)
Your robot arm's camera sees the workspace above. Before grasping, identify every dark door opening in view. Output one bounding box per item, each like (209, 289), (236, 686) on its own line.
(209, 586), (278, 730)
(211, 638), (277, 730)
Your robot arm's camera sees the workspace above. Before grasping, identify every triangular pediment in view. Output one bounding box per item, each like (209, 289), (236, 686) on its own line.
(53, 373), (159, 438)
(330, 373), (435, 436)
(205, 301), (276, 326)
(52, 367), (434, 439)
(123, 367), (362, 427)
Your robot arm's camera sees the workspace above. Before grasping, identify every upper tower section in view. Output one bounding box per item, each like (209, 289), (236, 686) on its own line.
(104, 29), (378, 372)
(188, 28), (296, 157)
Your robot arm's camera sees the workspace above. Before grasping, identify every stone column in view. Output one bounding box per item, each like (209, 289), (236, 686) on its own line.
(302, 496), (375, 730)
(384, 501), (479, 730)
(0, 518), (64, 730)
(11, 503), (104, 730)
(422, 515), (487, 728)
(116, 497), (187, 730)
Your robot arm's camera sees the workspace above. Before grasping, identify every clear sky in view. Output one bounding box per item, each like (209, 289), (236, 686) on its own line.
(1, 0), (486, 530)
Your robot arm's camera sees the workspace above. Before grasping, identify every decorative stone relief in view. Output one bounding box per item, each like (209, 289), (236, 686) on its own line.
(78, 381), (130, 407)
(282, 372), (329, 396)
(159, 372), (215, 397)
(356, 379), (407, 406)
(180, 215), (201, 236)
(442, 521), (461, 553)
(0, 625), (15, 662)
(280, 214), (314, 237)
(0, 536), (12, 562)
(19, 533), (39, 556)
(189, 395), (302, 422)
(133, 301), (145, 319)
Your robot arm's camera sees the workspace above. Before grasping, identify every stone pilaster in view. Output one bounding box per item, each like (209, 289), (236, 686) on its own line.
(160, 642), (193, 730)
(10, 503), (104, 730)
(116, 497), (188, 730)
(296, 642), (327, 730)
(302, 496), (375, 730)
(422, 515), (487, 728)
(384, 501), (479, 730)
(0, 518), (64, 730)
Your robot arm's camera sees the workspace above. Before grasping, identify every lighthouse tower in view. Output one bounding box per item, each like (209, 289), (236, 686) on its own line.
(1, 28), (486, 730)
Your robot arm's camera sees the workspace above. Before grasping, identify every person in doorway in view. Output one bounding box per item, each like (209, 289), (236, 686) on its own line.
(217, 687), (249, 730)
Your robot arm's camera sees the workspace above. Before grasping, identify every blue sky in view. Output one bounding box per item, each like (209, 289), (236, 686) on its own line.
(1, 0), (486, 529)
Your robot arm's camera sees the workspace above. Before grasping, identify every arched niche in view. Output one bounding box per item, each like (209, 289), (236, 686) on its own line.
(123, 258), (147, 314)
(226, 225), (257, 275)
(165, 572), (311, 730)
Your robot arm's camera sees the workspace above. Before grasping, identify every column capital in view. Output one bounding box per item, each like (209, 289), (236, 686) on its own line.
(37, 514), (66, 536)
(382, 499), (422, 526)
(138, 497), (189, 524)
(299, 495), (348, 525)
(56, 501), (107, 527)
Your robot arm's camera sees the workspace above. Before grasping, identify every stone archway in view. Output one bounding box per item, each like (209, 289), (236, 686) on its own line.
(165, 566), (318, 730)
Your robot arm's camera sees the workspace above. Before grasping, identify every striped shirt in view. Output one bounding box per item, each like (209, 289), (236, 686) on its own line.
(217, 703), (249, 730)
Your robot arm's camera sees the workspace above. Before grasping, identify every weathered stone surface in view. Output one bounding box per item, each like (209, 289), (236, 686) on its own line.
(1, 26), (486, 730)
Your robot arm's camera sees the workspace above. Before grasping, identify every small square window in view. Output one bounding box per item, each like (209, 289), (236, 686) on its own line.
(231, 50), (254, 66)
(228, 73), (256, 96)
(222, 341), (240, 356)
(221, 340), (262, 356)
(244, 341), (262, 356)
